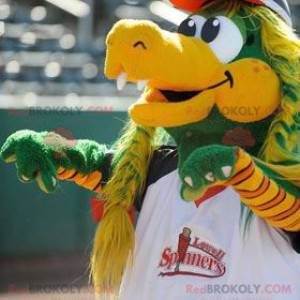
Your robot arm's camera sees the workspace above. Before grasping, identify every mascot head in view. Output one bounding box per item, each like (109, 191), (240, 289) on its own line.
(92, 0), (300, 296)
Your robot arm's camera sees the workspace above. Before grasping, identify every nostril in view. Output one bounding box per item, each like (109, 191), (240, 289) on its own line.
(133, 41), (147, 50)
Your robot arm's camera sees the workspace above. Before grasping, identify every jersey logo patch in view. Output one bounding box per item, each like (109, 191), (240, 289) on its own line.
(158, 227), (226, 278)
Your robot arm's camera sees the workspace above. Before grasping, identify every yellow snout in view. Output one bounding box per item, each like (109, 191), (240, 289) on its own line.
(105, 19), (221, 89)
(105, 19), (280, 127)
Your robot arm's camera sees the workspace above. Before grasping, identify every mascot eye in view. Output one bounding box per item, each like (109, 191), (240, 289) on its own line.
(201, 16), (244, 64)
(201, 17), (221, 43)
(177, 16), (206, 37)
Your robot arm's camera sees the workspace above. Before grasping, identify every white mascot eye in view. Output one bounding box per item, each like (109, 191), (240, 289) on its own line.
(200, 16), (243, 63)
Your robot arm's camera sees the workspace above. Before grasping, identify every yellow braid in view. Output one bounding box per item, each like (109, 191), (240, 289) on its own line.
(91, 120), (167, 296)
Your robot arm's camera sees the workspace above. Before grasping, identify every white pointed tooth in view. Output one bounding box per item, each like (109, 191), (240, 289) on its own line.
(222, 166), (232, 178)
(52, 177), (57, 186)
(205, 172), (215, 182)
(184, 176), (193, 187)
(117, 72), (128, 91)
(137, 80), (149, 91)
(21, 175), (30, 181)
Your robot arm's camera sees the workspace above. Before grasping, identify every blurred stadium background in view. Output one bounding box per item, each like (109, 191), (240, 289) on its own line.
(0, 0), (300, 298)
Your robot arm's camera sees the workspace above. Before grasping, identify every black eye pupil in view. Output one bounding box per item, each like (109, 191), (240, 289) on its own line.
(178, 18), (197, 37)
(201, 17), (220, 43)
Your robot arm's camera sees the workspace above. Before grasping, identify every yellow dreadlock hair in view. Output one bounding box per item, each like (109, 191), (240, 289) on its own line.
(91, 0), (300, 296)
(250, 6), (300, 187)
(91, 120), (167, 296)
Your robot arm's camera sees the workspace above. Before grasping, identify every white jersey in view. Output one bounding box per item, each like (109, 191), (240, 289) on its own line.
(119, 169), (300, 300)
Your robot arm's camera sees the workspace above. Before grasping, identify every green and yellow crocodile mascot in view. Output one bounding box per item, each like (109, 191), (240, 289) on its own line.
(1, 0), (300, 298)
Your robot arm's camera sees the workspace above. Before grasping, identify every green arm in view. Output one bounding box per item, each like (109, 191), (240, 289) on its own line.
(1, 130), (110, 193)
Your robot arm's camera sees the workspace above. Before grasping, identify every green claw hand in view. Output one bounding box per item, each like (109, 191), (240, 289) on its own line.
(1, 130), (59, 193)
(180, 145), (239, 201)
(1, 130), (107, 193)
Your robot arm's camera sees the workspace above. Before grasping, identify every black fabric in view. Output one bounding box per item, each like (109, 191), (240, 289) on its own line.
(99, 146), (178, 206)
(100, 147), (178, 188)
(284, 231), (300, 253)
(100, 150), (113, 184)
(146, 146), (178, 186)
(134, 146), (178, 212)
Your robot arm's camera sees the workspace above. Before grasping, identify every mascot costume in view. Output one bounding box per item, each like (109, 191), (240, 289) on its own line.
(1, 0), (300, 299)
